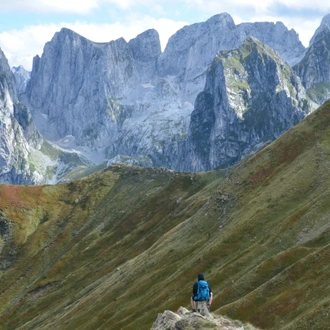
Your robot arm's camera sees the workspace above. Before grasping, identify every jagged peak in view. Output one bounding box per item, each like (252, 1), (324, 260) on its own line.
(226, 36), (279, 59)
(205, 12), (236, 29)
(12, 65), (24, 72)
(46, 27), (94, 50)
(130, 28), (160, 40)
(57, 27), (84, 38)
(320, 13), (330, 26)
(309, 13), (330, 46)
(243, 36), (275, 50)
(311, 25), (330, 43)
(163, 12), (235, 50)
(128, 28), (161, 61)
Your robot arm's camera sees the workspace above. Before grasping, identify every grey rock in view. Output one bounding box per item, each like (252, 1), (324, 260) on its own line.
(158, 13), (305, 103)
(25, 28), (141, 146)
(128, 29), (161, 83)
(294, 22), (330, 105)
(0, 47), (42, 184)
(184, 37), (311, 171)
(1, 47), (90, 184)
(107, 154), (153, 167)
(309, 14), (330, 46)
(150, 307), (244, 330)
(235, 21), (305, 66)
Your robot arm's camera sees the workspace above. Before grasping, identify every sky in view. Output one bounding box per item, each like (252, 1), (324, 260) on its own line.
(1, 0), (330, 71)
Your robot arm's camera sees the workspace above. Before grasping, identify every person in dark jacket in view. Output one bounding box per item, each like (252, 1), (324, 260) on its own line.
(191, 272), (213, 312)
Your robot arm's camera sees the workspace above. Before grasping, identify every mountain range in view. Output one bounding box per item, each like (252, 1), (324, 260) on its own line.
(2, 13), (330, 183)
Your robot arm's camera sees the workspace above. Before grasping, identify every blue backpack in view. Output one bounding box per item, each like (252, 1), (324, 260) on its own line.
(195, 280), (210, 301)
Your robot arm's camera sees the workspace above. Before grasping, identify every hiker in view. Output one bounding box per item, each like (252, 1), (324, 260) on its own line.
(191, 273), (213, 313)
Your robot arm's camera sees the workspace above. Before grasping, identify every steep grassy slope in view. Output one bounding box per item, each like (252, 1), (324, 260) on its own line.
(1, 101), (330, 329)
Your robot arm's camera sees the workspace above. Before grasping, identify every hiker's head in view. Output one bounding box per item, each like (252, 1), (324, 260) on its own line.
(198, 273), (204, 280)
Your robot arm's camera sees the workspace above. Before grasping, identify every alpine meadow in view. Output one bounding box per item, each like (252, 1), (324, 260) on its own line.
(0, 99), (330, 329)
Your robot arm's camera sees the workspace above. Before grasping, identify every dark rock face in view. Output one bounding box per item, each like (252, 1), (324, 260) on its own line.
(294, 27), (330, 105)
(184, 38), (310, 171)
(0, 48), (43, 184)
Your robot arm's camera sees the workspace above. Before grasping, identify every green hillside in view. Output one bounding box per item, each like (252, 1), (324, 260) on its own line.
(1, 100), (330, 329)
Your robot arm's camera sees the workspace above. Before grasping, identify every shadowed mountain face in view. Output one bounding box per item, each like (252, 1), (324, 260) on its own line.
(185, 37), (310, 171)
(1, 100), (330, 329)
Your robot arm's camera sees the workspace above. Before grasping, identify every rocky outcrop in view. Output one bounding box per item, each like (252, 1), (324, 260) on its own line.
(184, 37), (310, 171)
(107, 154), (153, 167)
(150, 307), (250, 330)
(128, 29), (161, 83)
(235, 21), (305, 66)
(157, 13), (305, 103)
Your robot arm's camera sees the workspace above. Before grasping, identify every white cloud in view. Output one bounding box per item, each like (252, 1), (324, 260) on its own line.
(0, 0), (99, 14)
(0, 24), (59, 70)
(1, 0), (330, 15)
(183, 0), (330, 13)
(0, 0), (160, 13)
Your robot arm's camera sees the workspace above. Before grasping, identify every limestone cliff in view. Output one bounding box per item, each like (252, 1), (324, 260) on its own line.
(23, 13), (309, 174)
(1, 48), (91, 184)
(184, 37), (310, 171)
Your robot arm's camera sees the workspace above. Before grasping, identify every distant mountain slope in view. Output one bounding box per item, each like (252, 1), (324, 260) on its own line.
(23, 13), (308, 172)
(1, 100), (330, 329)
